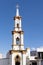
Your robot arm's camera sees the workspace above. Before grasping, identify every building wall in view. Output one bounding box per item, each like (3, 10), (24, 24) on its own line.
(0, 58), (9, 65)
(15, 19), (22, 31)
(11, 52), (22, 65)
(8, 51), (26, 65)
(41, 60), (43, 65)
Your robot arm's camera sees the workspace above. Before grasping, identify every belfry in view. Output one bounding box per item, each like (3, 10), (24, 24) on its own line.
(12, 5), (24, 50)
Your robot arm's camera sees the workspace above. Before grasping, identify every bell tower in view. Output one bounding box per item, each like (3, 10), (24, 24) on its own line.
(7, 5), (27, 65)
(12, 5), (24, 50)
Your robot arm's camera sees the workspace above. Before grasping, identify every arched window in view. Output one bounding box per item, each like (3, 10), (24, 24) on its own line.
(15, 55), (20, 65)
(16, 55), (19, 59)
(16, 37), (20, 44)
(17, 23), (19, 28)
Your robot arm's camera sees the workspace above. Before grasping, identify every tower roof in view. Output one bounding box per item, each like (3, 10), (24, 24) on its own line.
(16, 4), (19, 16)
(14, 5), (21, 20)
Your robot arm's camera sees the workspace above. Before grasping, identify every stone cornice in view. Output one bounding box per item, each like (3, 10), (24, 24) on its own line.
(12, 44), (24, 46)
(9, 50), (26, 54)
(14, 16), (22, 20)
(12, 31), (24, 34)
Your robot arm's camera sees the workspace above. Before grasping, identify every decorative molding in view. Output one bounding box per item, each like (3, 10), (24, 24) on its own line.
(14, 16), (22, 20)
(12, 44), (24, 46)
(12, 31), (24, 34)
(22, 51), (26, 54)
(19, 44), (24, 46)
(9, 50), (26, 55)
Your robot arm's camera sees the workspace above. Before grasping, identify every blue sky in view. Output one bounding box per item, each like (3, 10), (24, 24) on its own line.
(0, 0), (43, 56)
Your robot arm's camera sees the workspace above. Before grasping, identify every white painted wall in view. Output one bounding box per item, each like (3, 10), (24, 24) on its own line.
(26, 48), (30, 59)
(21, 34), (24, 45)
(37, 47), (43, 52)
(12, 31), (24, 50)
(11, 52), (22, 65)
(22, 53), (26, 65)
(15, 19), (22, 31)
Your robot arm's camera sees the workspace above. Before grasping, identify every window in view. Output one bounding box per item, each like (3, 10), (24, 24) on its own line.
(16, 55), (19, 59)
(32, 62), (37, 65)
(16, 37), (20, 44)
(30, 51), (37, 56)
(38, 52), (40, 59)
(41, 52), (43, 59)
(17, 24), (19, 28)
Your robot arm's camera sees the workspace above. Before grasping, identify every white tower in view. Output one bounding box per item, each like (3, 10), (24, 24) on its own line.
(12, 5), (24, 50)
(7, 5), (26, 65)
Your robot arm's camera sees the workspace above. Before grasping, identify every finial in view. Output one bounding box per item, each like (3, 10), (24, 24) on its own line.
(16, 4), (19, 9)
(16, 4), (19, 16)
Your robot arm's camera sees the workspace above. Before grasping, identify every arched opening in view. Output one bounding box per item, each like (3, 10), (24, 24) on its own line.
(16, 37), (20, 44)
(17, 23), (19, 28)
(15, 61), (20, 65)
(32, 62), (37, 65)
(15, 55), (20, 65)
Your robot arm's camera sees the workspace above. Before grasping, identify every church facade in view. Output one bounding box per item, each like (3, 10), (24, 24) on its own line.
(0, 5), (43, 65)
